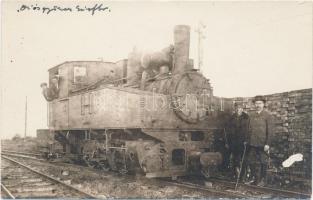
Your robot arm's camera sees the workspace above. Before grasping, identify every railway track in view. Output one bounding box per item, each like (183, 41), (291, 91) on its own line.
(166, 177), (311, 199)
(2, 150), (42, 157)
(1, 151), (311, 198)
(1, 151), (45, 162)
(1, 153), (240, 198)
(1, 153), (247, 198)
(208, 177), (311, 199)
(1, 155), (97, 199)
(160, 178), (250, 198)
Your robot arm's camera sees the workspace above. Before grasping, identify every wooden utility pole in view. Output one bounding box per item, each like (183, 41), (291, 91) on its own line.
(195, 22), (206, 73)
(24, 96), (27, 138)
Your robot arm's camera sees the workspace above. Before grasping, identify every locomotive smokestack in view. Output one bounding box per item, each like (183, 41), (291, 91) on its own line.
(172, 25), (191, 74)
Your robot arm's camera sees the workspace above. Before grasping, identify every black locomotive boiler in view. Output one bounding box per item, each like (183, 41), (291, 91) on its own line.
(42, 25), (228, 178)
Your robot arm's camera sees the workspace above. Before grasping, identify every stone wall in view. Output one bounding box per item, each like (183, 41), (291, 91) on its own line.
(229, 88), (312, 181)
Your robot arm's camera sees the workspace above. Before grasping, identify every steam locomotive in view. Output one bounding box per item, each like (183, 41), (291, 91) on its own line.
(42, 25), (230, 178)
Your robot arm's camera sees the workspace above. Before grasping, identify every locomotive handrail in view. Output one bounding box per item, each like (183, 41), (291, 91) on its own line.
(70, 76), (129, 94)
(70, 70), (197, 94)
(67, 70), (206, 100)
(58, 98), (69, 101)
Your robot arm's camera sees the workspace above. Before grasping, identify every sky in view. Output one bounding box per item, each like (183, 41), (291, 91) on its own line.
(0, 1), (312, 139)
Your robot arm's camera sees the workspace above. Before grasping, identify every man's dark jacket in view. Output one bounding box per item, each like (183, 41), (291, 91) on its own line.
(226, 112), (250, 147)
(248, 110), (273, 147)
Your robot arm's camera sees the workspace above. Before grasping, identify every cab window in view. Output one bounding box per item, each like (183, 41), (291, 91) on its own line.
(74, 66), (87, 83)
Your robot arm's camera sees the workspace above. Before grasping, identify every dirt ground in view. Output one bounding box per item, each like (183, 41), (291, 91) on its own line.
(1, 138), (311, 197)
(15, 158), (216, 198)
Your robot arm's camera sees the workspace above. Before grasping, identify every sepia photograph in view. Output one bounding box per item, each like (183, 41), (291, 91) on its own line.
(0, 0), (312, 199)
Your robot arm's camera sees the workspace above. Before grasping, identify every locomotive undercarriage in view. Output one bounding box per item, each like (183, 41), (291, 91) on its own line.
(48, 129), (221, 178)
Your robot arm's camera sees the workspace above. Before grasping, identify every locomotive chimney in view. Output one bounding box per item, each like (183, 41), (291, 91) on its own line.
(172, 25), (191, 74)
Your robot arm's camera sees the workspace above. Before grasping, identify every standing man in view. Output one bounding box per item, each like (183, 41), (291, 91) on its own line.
(40, 76), (60, 101)
(41, 83), (54, 101)
(246, 95), (273, 186)
(226, 102), (250, 180)
(214, 112), (232, 173)
(50, 76), (60, 98)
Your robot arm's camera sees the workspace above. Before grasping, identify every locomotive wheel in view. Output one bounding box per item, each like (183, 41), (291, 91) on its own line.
(95, 160), (110, 172)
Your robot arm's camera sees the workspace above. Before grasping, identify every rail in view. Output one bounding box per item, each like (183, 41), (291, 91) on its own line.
(1, 155), (98, 199)
(160, 179), (248, 198)
(1, 183), (15, 199)
(209, 177), (311, 198)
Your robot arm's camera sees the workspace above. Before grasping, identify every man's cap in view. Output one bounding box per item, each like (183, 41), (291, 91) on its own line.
(234, 102), (244, 108)
(253, 95), (266, 103)
(40, 82), (47, 87)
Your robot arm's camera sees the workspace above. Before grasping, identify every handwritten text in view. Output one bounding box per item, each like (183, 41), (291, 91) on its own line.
(17, 4), (111, 15)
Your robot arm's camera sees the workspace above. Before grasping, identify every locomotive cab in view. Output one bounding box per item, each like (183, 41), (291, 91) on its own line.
(47, 60), (127, 99)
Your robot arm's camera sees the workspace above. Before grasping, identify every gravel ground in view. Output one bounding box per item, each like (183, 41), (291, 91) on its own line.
(2, 139), (311, 198)
(14, 158), (221, 198)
